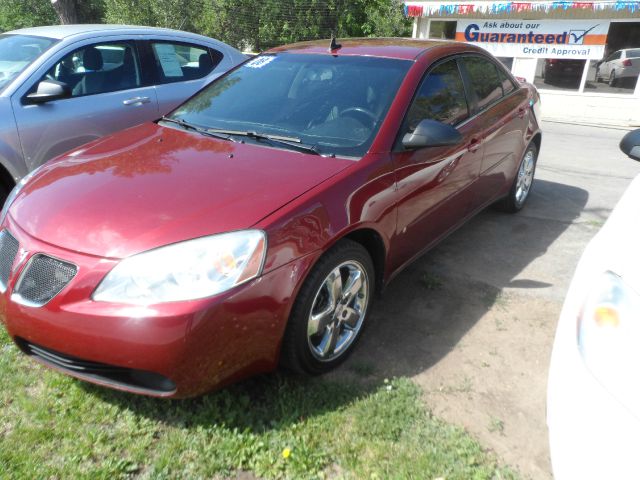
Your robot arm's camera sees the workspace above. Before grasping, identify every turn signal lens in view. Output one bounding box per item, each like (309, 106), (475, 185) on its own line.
(577, 271), (640, 413)
(593, 305), (620, 328)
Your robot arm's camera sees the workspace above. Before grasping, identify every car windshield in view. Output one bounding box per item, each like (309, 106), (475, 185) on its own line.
(169, 53), (411, 158)
(0, 34), (57, 92)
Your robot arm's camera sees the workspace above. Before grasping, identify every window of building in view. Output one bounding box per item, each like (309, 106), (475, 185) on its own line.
(429, 21), (456, 40)
(533, 58), (585, 92)
(583, 22), (640, 95)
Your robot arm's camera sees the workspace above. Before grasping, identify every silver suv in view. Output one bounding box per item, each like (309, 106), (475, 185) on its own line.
(0, 25), (246, 198)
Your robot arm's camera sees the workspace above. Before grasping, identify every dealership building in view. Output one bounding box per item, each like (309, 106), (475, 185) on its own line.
(404, 1), (640, 126)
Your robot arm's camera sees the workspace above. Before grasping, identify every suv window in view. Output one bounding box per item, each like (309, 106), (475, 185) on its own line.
(405, 59), (469, 131)
(150, 42), (221, 84)
(461, 56), (504, 111)
(43, 42), (141, 97)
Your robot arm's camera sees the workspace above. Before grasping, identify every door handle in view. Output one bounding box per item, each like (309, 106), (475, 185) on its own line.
(468, 136), (481, 153)
(517, 106), (527, 118)
(123, 96), (151, 106)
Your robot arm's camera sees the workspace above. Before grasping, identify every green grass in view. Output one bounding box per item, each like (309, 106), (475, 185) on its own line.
(0, 327), (517, 479)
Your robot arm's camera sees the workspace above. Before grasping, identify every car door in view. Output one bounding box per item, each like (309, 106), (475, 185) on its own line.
(11, 39), (158, 171)
(459, 55), (529, 208)
(390, 57), (484, 270)
(142, 39), (227, 116)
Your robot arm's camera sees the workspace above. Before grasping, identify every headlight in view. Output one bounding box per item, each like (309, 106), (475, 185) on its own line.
(0, 166), (44, 224)
(93, 230), (266, 305)
(578, 271), (640, 411)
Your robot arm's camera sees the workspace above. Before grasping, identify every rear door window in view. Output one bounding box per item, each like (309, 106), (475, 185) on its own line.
(498, 68), (516, 95)
(405, 59), (469, 132)
(461, 56), (504, 112)
(149, 41), (222, 84)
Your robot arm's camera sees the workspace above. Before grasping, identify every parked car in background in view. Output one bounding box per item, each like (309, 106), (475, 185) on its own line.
(0, 38), (541, 398)
(542, 58), (584, 86)
(596, 48), (640, 87)
(0, 25), (246, 199)
(547, 129), (640, 479)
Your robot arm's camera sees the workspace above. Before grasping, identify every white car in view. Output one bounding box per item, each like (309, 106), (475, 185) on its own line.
(547, 129), (640, 479)
(596, 48), (640, 86)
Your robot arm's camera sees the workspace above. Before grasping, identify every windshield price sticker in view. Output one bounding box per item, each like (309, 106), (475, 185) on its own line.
(246, 56), (276, 69)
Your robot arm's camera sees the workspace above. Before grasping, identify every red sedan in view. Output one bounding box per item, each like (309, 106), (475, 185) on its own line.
(0, 39), (541, 397)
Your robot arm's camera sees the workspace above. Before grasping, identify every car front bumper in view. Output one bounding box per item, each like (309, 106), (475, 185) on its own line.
(547, 266), (640, 479)
(0, 216), (316, 398)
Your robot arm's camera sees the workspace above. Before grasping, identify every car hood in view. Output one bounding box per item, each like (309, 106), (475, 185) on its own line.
(9, 122), (353, 259)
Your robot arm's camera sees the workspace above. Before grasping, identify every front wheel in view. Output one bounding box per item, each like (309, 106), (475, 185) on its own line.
(280, 239), (374, 375)
(609, 70), (617, 87)
(497, 143), (538, 213)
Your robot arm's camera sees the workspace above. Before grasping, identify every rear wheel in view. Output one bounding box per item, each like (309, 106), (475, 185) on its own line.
(497, 142), (537, 213)
(281, 239), (374, 374)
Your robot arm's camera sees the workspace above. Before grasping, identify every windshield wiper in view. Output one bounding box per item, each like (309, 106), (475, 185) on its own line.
(206, 129), (323, 156)
(159, 117), (238, 143)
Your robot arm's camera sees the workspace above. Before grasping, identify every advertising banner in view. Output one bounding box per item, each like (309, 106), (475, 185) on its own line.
(455, 20), (610, 59)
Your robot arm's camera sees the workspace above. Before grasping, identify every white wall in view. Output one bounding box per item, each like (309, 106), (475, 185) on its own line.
(539, 91), (640, 127)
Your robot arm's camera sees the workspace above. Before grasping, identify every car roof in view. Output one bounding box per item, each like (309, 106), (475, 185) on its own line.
(5, 24), (202, 41)
(268, 37), (464, 61)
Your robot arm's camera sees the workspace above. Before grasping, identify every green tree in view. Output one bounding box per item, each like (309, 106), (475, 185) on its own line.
(0, 0), (57, 32)
(361, 0), (411, 37)
(104, 0), (201, 31)
(0, 0), (103, 31)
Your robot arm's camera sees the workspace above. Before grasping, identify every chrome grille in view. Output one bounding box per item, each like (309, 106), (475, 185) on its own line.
(0, 230), (19, 292)
(13, 254), (77, 306)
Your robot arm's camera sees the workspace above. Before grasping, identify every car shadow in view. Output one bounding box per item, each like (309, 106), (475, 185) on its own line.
(87, 179), (588, 432)
(344, 178), (588, 379)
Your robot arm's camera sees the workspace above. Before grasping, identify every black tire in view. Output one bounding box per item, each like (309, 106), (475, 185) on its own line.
(609, 70), (617, 87)
(280, 239), (375, 375)
(496, 142), (538, 213)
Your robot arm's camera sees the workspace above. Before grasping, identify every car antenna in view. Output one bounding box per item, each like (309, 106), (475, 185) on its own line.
(329, 33), (342, 51)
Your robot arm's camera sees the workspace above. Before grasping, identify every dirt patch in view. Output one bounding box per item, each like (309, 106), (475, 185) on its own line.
(334, 121), (640, 480)
(339, 268), (557, 479)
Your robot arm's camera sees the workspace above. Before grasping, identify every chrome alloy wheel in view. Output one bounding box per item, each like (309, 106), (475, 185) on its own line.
(307, 260), (369, 362)
(515, 149), (535, 206)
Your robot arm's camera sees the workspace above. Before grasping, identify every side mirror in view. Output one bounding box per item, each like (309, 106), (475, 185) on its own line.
(620, 129), (640, 162)
(402, 119), (462, 150)
(24, 80), (70, 105)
